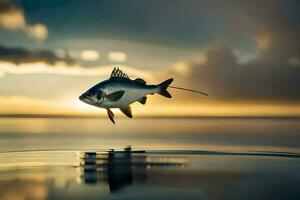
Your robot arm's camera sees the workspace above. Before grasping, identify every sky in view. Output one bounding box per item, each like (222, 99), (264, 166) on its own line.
(0, 0), (299, 116)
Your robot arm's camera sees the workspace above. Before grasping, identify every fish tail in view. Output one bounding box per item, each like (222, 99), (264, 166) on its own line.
(157, 78), (174, 98)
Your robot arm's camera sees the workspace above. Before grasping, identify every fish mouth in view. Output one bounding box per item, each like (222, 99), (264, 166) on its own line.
(79, 95), (85, 101)
(79, 95), (93, 105)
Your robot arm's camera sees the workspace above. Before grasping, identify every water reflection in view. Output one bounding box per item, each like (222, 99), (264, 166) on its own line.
(0, 148), (300, 200)
(79, 146), (186, 193)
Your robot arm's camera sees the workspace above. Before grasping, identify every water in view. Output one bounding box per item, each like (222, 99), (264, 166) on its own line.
(1, 117), (300, 152)
(0, 118), (299, 200)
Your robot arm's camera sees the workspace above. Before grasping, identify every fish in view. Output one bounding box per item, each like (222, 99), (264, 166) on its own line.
(79, 67), (174, 124)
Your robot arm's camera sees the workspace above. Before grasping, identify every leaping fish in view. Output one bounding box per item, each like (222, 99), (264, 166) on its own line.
(79, 67), (207, 124)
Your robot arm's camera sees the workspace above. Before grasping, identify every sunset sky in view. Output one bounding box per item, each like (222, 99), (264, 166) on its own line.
(0, 0), (299, 116)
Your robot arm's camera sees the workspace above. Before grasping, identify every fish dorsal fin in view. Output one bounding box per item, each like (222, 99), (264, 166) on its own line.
(110, 67), (130, 79)
(119, 106), (132, 118)
(135, 78), (146, 84)
(137, 96), (147, 105)
(106, 91), (125, 102)
(107, 108), (115, 124)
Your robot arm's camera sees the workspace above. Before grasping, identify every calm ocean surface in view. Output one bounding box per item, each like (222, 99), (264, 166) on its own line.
(0, 118), (299, 200)
(0, 117), (300, 152)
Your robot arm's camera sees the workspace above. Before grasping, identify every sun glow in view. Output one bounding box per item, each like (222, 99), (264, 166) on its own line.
(73, 99), (96, 112)
(0, 94), (299, 117)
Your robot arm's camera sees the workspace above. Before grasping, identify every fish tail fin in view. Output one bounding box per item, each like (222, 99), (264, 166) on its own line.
(157, 78), (174, 98)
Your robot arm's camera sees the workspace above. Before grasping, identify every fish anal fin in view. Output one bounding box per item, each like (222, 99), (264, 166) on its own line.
(135, 78), (146, 84)
(107, 108), (115, 124)
(119, 106), (132, 118)
(110, 67), (130, 79)
(106, 91), (125, 102)
(138, 96), (147, 105)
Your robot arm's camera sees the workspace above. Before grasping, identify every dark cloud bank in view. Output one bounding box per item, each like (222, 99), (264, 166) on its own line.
(0, 0), (15, 13)
(169, 0), (300, 102)
(178, 47), (300, 102)
(0, 45), (74, 65)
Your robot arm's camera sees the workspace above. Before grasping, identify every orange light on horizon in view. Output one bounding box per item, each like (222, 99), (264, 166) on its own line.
(0, 95), (299, 117)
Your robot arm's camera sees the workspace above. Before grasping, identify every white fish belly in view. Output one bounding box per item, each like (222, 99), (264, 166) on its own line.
(106, 88), (156, 108)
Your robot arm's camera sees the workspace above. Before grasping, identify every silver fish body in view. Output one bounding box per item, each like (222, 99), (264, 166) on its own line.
(87, 78), (158, 108)
(79, 67), (173, 124)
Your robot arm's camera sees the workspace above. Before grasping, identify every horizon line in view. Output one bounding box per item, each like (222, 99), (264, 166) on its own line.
(0, 114), (300, 119)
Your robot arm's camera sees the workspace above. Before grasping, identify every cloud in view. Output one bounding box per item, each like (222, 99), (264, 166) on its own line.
(159, 0), (300, 102)
(108, 51), (127, 63)
(0, 0), (48, 40)
(170, 46), (300, 102)
(202, 0), (300, 43)
(80, 50), (100, 61)
(25, 23), (48, 40)
(0, 0), (25, 30)
(0, 60), (154, 81)
(0, 45), (75, 65)
(256, 28), (300, 64)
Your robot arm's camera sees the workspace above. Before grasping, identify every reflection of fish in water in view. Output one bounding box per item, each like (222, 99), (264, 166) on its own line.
(79, 67), (207, 124)
(80, 147), (144, 192)
(79, 147), (186, 193)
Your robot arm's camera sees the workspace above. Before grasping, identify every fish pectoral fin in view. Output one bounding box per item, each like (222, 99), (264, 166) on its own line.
(107, 108), (115, 124)
(134, 78), (146, 84)
(106, 91), (125, 102)
(137, 96), (147, 105)
(119, 106), (132, 118)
